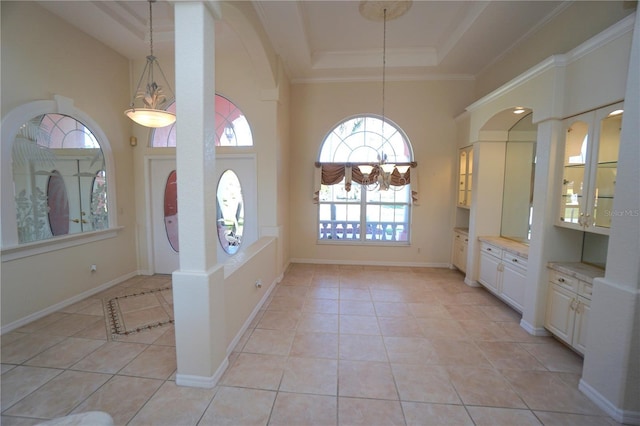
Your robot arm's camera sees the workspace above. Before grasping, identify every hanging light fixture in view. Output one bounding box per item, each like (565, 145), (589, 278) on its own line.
(357, 1), (412, 190)
(124, 0), (176, 128)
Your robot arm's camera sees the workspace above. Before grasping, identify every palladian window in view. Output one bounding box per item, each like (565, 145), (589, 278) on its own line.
(315, 115), (416, 243)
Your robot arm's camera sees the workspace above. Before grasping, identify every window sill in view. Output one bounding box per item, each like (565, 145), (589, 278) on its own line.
(316, 239), (410, 247)
(1, 227), (124, 262)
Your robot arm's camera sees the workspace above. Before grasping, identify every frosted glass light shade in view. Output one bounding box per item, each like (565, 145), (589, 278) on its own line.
(396, 165), (410, 175)
(359, 165), (374, 176)
(380, 163), (396, 174)
(125, 108), (176, 128)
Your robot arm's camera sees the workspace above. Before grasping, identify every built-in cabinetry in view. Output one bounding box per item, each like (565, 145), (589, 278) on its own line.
(452, 228), (468, 273)
(558, 102), (623, 235)
(544, 263), (603, 355)
(477, 237), (528, 313)
(457, 146), (473, 208)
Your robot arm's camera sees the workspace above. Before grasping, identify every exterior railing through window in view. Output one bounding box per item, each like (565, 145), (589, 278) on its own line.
(319, 220), (407, 242)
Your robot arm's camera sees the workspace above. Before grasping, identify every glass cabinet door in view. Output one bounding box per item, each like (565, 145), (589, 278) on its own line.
(458, 149), (467, 206)
(592, 109), (622, 229)
(560, 119), (589, 227)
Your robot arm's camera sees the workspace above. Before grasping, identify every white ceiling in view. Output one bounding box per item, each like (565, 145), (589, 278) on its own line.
(38, 0), (570, 82)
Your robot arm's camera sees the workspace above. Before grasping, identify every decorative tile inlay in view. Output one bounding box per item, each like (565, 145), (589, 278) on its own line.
(103, 286), (173, 340)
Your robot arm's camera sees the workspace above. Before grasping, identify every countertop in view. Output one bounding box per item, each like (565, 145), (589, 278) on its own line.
(478, 236), (529, 258)
(547, 262), (605, 284)
(453, 227), (469, 235)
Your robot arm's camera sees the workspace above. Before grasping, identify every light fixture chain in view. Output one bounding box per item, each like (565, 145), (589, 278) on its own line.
(382, 7), (387, 128)
(149, 0), (154, 58)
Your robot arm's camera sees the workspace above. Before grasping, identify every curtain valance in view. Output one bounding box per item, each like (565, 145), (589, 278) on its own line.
(313, 163), (419, 205)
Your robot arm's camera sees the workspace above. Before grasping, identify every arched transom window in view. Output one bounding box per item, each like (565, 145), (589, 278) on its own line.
(316, 115), (416, 243)
(151, 95), (253, 147)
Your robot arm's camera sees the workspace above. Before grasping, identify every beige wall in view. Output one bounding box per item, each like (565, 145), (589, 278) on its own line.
(475, 1), (635, 100)
(1, 2), (137, 326)
(289, 79), (475, 266)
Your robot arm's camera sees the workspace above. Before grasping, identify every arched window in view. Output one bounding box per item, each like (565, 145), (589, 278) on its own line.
(150, 95), (253, 147)
(1, 96), (117, 254)
(316, 115), (415, 243)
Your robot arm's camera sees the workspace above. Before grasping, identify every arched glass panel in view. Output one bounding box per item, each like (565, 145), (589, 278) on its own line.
(216, 170), (244, 255)
(150, 96), (253, 147)
(12, 114), (108, 243)
(164, 170), (179, 252)
(317, 115), (413, 243)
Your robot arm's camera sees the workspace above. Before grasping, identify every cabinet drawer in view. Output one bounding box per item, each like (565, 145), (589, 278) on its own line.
(503, 252), (527, 270)
(549, 270), (578, 292)
(454, 232), (468, 243)
(480, 242), (502, 259)
(579, 281), (593, 299)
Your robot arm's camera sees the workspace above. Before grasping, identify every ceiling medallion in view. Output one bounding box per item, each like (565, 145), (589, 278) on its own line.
(359, 0), (412, 22)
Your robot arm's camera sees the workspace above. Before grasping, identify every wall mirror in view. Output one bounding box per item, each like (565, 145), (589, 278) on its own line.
(216, 169), (244, 255)
(501, 112), (536, 243)
(12, 113), (108, 243)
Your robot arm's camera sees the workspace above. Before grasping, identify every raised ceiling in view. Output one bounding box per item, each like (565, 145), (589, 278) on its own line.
(37, 0), (570, 82)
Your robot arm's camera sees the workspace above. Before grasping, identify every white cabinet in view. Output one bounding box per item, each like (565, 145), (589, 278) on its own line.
(457, 146), (473, 208)
(558, 102), (623, 235)
(452, 230), (468, 273)
(477, 241), (527, 312)
(545, 269), (593, 355)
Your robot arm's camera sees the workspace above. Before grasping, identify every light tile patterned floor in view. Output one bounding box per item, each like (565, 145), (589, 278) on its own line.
(1, 265), (621, 425)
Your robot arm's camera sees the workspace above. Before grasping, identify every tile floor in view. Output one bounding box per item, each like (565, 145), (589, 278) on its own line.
(1, 264), (621, 425)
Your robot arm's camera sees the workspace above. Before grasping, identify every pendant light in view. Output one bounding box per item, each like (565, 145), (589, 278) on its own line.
(124, 0), (176, 128)
(357, 1), (413, 190)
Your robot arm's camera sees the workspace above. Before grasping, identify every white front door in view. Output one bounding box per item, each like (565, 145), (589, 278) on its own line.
(150, 158), (179, 274)
(149, 155), (257, 274)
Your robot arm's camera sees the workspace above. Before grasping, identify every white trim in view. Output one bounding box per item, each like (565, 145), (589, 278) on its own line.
(176, 358), (228, 389)
(289, 258), (449, 268)
(519, 319), (551, 336)
(579, 378), (640, 425)
(467, 13), (636, 112)
(464, 278), (481, 287)
(1, 95), (119, 248)
(0, 269), (138, 335)
(1, 227), (123, 262)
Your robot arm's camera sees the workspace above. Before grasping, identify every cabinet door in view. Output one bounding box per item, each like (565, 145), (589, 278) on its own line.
(478, 252), (501, 294)
(573, 296), (591, 355)
(545, 283), (575, 345)
(590, 103), (623, 232)
(559, 113), (593, 230)
(465, 147), (473, 208)
(502, 264), (526, 313)
(459, 237), (468, 273)
(458, 149), (468, 207)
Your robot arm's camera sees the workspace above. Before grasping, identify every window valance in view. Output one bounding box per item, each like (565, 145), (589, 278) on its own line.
(313, 162), (419, 205)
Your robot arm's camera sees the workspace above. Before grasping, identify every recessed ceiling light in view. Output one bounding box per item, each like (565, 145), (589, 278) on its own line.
(608, 109), (623, 116)
(513, 107), (526, 114)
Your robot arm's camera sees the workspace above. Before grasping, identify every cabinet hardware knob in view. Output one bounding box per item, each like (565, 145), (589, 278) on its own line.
(487, 248), (492, 251)
(71, 219), (80, 223)
(558, 278), (565, 283)
(512, 258), (518, 262)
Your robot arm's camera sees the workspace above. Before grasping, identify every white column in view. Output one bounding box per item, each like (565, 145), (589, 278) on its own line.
(580, 13), (640, 424)
(172, 1), (226, 388)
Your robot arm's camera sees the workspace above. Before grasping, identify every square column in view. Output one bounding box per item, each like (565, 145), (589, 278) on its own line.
(172, 1), (225, 388)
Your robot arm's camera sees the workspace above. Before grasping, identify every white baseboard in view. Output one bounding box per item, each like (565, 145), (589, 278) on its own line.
(579, 378), (640, 425)
(1, 270), (139, 335)
(176, 357), (229, 389)
(464, 277), (480, 287)
(519, 319), (551, 336)
(289, 258), (449, 268)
